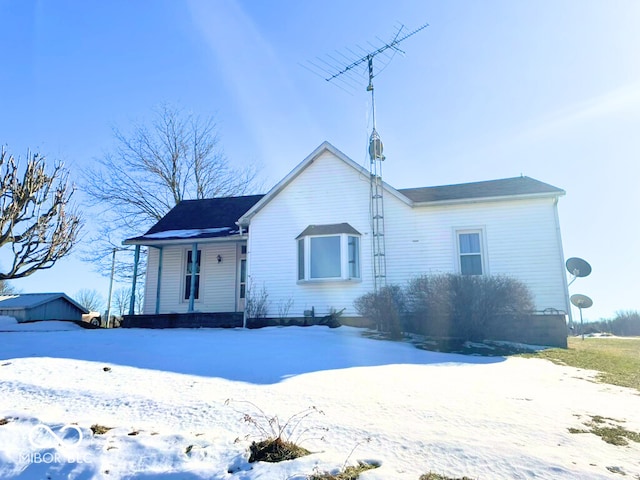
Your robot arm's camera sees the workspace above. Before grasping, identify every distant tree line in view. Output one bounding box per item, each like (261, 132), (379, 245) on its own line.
(580, 310), (640, 337)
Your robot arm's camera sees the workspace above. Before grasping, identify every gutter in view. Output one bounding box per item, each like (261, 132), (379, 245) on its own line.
(123, 234), (249, 247)
(411, 191), (565, 208)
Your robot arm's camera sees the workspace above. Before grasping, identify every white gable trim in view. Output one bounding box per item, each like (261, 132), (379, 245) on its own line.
(237, 141), (412, 226)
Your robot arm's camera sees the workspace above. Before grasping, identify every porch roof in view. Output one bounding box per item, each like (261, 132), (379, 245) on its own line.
(124, 194), (264, 245)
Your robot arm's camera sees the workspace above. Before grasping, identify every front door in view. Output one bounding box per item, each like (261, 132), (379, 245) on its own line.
(237, 244), (247, 312)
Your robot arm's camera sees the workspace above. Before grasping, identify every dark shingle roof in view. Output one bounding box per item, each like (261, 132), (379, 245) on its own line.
(124, 176), (564, 245)
(125, 195), (264, 243)
(398, 176), (564, 203)
(296, 223), (361, 239)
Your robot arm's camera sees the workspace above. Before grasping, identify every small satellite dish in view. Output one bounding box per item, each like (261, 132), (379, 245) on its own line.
(566, 257), (591, 286)
(570, 293), (593, 340)
(566, 257), (592, 278)
(570, 294), (593, 309)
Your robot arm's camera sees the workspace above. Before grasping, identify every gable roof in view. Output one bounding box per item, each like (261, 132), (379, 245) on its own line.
(0, 293), (88, 313)
(124, 142), (565, 244)
(399, 176), (565, 205)
(238, 141), (411, 225)
(124, 195), (264, 245)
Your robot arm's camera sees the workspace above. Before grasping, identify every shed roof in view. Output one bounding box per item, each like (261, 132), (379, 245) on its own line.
(0, 293), (88, 313)
(124, 195), (264, 244)
(399, 176), (565, 203)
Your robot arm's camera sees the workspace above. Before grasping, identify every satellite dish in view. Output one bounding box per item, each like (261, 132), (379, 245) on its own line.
(570, 294), (593, 309)
(566, 257), (591, 286)
(566, 257), (592, 278)
(570, 293), (593, 340)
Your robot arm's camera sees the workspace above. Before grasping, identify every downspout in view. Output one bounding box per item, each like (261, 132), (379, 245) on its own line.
(188, 242), (198, 313)
(553, 197), (573, 324)
(155, 246), (163, 315)
(128, 244), (141, 316)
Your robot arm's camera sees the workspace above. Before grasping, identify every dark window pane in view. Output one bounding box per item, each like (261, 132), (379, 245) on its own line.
(459, 233), (480, 254)
(461, 255), (482, 275)
(185, 249), (201, 299)
(187, 250), (201, 274)
(348, 236), (360, 278)
(184, 275), (200, 299)
(298, 239), (305, 280)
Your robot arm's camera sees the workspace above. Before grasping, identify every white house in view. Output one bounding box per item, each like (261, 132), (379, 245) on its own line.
(124, 142), (570, 334)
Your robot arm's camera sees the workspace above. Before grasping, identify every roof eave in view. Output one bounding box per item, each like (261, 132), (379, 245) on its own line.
(412, 190), (565, 207)
(123, 234), (249, 247)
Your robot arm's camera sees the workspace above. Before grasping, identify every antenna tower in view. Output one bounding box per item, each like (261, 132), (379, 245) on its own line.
(311, 22), (428, 291)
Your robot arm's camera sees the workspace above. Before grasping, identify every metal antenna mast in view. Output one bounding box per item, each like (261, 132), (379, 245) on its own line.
(318, 22), (428, 292)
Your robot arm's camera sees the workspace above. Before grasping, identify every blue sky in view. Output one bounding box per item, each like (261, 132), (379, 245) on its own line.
(1, 0), (639, 321)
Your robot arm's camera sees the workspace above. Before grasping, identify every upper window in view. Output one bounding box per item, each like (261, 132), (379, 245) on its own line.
(184, 249), (201, 300)
(458, 231), (483, 275)
(297, 224), (361, 281)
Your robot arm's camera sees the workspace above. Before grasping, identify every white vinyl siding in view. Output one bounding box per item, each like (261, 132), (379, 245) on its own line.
(248, 151), (373, 317)
(247, 150), (568, 316)
(143, 242), (240, 314)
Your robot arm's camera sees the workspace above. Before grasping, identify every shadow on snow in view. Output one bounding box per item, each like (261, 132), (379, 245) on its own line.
(0, 326), (505, 385)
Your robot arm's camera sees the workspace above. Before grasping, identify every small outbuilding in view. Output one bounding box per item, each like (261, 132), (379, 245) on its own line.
(0, 293), (88, 323)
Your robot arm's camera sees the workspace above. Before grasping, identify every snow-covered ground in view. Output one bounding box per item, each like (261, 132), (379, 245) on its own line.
(0, 321), (638, 479)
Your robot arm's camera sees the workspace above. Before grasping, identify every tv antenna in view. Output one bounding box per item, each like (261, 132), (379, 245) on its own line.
(308, 22), (428, 291)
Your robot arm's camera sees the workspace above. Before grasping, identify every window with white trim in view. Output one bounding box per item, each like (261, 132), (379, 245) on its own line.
(457, 231), (484, 275)
(184, 249), (201, 300)
(296, 224), (361, 281)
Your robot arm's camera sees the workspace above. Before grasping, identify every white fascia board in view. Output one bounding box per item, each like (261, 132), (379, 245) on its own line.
(123, 235), (249, 247)
(411, 191), (565, 208)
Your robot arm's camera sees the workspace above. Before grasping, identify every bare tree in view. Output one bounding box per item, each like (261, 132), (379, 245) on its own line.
(0, 148), (82, 280)
(75, 288), (104, 312)
(0, 280), (17, 295)
(112, 287), (130, 317)
(83, 104), (260, 278)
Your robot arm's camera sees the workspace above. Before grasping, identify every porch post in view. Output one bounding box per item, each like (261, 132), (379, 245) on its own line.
(155, 246), (163, 315)
(128, 244), (140, 315)
(188, 242), (198, 313)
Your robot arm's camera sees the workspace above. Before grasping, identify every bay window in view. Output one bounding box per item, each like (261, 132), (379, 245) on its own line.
(296, 223), (361, 281)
